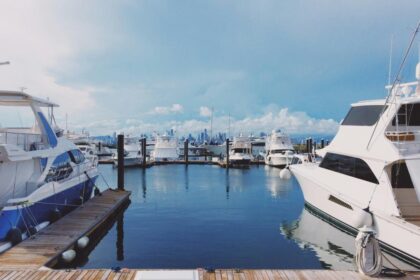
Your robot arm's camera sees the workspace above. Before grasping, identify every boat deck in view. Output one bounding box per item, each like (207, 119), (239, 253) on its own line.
(0, 269), (418, 280)
(0, 189), (130, 270)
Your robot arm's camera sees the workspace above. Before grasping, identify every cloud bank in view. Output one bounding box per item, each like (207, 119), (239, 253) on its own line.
(74, 107), (339, 136)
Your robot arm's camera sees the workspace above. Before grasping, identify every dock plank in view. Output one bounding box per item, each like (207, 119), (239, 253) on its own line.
(0, 269), (418, 280)
(0, 189), (130, 270)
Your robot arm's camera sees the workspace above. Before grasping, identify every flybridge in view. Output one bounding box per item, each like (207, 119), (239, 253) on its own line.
(0, 91), (58, 107)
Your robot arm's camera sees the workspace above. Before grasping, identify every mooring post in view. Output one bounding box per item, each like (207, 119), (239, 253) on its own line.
(98, 141), (102, 153)
(313, 141), (317, 152)
(309, 138), (313, 154)
(321, 139), (325, 149)
(141, 138), (147, 167)
(117, 134), (124, 190)
(184, 139), (189, 165)
(305, 138), (309, 154)
(226, 138), (230, 168)
(326, 140), (330, 146)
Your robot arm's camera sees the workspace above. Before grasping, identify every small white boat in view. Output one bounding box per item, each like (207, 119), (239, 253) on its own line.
(265, 129), (295, 168)
(113, 137), (143, 167)
(151, 134), (179, 162)
(76, 143), (99, 167)
(228, 135), (253, 168)
(290, 61), (420, 268)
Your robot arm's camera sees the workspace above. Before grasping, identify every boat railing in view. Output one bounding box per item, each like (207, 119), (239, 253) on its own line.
(385, 130), (420, 154)
(0, 131), (46, 151)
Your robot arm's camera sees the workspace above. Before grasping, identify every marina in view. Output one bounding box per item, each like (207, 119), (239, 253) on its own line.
(1, 2), (420, 279)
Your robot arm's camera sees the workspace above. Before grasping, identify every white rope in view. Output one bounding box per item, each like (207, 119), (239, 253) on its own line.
(355, 226), (383, 277)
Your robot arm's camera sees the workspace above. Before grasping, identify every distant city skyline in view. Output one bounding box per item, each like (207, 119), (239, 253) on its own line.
(0, 1), (419, 136)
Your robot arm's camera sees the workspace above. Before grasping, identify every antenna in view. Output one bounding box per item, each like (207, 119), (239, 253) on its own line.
(19, 87), (26, 92)
(228, 113), (231, 139)
(388, 35), (394, 90)
(210, 107), (214, 142)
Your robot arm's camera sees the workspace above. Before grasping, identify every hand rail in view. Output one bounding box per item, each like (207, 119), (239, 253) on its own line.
(0, 131), (46, 151)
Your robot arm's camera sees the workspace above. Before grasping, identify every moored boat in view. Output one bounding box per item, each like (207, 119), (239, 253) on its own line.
(0, 91), (98, 247)
(265, 129), (295, 168)
(290, 62), (420, 268)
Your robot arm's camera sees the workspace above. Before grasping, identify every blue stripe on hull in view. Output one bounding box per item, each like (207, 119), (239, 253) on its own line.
(0, 176), (98, 241)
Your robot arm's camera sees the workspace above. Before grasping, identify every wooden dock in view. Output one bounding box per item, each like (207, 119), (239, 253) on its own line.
(0, 189), (131, 270)
(0, 269), (417, 280)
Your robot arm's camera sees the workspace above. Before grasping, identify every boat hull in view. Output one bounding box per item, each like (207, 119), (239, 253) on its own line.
(0, 175), (97, 242)
(265, 155), (292, 168)
(292, 168), (420, 269)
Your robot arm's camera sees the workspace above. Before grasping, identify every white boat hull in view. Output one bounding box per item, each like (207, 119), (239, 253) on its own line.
(292, 167), (420, 268)
(265, 155), (293, 168)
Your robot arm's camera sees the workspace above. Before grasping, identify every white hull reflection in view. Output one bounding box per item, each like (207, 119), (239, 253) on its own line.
(281, 206), (419, 271)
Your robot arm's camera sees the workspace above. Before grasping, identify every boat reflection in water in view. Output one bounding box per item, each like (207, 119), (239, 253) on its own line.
(281, 206), (419, 271)
(264, 166), (293, 198)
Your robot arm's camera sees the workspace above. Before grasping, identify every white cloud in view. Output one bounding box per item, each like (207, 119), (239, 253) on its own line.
(84, 107), (339, 136)
(151, 104), (184, 115)
(199, 106), (213, 117)
(0, 1), (117, 120)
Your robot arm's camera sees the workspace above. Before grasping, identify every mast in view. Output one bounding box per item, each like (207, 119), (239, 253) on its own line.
(228, 113), (231, 139)
(210, 107), (214, 142)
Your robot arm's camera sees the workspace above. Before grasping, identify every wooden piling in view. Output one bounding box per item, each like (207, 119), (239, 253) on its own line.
(184, 139), (189, 165)
(309, 138), (313, 154)
(117, 134), (124, 190)
(321, 139), (325, 148)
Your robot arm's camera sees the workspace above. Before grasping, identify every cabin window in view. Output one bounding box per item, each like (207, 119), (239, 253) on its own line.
(320, 153), (379, 184)
(391, 162), (414, 188)
(69, 149), (85, 164)
(45, 153), (73, 182)
(341, 105), (385, 126)
(392, 103), (420, 126)
(233, 148), (248, 153)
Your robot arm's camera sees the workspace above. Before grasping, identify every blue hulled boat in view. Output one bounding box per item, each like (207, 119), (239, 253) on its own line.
(0, 91), (98, 251)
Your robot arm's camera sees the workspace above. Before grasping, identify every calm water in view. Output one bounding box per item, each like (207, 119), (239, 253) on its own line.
(78, 164), (356, 269)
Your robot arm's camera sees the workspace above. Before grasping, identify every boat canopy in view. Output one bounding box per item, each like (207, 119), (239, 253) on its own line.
(0, 91), (58, 107)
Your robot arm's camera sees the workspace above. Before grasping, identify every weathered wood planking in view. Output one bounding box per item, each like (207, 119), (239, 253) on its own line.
(0, 189), (130, 270)
(0, 269), (418, 280)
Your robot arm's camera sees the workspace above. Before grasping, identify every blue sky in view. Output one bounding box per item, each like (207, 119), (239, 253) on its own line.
(0, 1), (419, 136)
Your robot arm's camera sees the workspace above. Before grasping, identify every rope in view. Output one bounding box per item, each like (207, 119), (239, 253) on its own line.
(355, 228), (382, 277)
(31, 201), (82, 208)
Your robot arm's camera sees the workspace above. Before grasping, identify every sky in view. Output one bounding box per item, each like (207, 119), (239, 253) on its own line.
(0, 1), (419, 136)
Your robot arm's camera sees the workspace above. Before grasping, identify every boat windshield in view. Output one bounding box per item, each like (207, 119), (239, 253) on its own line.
(271, 149), (294, 154)
(342, 105), (385, 126)
(0, 106), (45, 151)
(233, 148), (248, 153)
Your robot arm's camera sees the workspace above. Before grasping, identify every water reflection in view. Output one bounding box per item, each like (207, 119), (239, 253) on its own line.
(264, 166), (293, 198)
(116, 213), (124, 261)
(281, 206), (419, 271)
(280, 207), (355, 270)
(184, 166), (189, 191)
(225, 169), (230, 199)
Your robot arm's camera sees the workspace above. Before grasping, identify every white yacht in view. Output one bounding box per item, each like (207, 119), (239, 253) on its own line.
(113, 137), (143, 167)
(290, 63), (420, 268)
(0, 91), (98, 248)
(228, 135), (253, 167)
(265, 129), (295, 168)
(76, 142), (99, 167)
(151, 134), (179, 162)
(250, 136), (266, 160)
